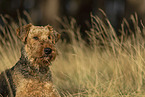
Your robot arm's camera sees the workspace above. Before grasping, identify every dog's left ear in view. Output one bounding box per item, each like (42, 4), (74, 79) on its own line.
(46, 25), (61, 44)
(16, 23), (32, 43)
(53, 30), (61, 43)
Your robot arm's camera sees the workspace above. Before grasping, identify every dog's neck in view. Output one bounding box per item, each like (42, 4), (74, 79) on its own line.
(16, 47), (52, 81)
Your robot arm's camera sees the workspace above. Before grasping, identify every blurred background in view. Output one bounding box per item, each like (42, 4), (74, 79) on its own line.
(1, 1), (145, 96)
(0, 0), (145, 33)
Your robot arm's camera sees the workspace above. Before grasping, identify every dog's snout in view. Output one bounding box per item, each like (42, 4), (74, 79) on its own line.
(44, 48), (52, 55)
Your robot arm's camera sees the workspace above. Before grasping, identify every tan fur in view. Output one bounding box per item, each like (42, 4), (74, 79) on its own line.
(12, 70), (56, 97)
(16, 24), (60, 97)
(0, 24), (60, 97)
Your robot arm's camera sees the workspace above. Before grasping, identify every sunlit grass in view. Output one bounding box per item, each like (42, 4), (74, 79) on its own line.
(0, 11), (145, 96)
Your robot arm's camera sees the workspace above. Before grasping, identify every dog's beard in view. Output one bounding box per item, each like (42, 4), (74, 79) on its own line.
(35, 53), (56, 66)
(35, 57), (51, 66)
(24, 46), (56, 66)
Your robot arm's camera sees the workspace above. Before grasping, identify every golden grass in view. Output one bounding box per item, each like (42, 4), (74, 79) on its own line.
(0, 12), (145, 96)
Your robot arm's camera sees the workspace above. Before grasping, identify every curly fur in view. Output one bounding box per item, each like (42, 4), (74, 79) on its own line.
(0, 24), (60, 97)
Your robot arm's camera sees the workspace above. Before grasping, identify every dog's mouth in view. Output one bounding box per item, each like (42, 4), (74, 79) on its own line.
(39, 54), (55, 65)
(40, 54), (53, 60)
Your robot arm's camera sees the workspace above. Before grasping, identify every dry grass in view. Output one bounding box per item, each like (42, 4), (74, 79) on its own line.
(0, 12), (145, 97)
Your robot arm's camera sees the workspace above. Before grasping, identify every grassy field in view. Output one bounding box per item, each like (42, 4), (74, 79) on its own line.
(0, 12), (145, 97)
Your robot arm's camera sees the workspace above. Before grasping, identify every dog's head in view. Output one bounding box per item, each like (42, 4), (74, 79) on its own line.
(17, 23), (60, 66)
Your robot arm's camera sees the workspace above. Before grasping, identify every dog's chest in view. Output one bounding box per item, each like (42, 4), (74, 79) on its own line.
(12, 71), (56, 97)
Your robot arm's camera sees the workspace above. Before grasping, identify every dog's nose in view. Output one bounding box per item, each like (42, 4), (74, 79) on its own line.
(44, 48), (52, 55)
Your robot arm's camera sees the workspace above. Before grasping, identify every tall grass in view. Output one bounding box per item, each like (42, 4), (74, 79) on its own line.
(0, 11), (32, 71)
(0, 11), (145, 97)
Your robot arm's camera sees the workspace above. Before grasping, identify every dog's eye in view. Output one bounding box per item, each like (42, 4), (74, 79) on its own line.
(48, 36), (51, 39)
(33, 36), (39, 40)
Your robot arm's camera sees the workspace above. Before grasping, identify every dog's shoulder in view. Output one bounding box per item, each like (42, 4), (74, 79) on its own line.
(0, 68), (16, 97)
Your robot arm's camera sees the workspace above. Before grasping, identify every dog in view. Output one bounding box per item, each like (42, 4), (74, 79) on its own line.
(0, 23), (60, 97)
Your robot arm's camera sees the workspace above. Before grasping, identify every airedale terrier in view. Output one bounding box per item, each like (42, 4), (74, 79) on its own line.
(0, 23), (60, 97)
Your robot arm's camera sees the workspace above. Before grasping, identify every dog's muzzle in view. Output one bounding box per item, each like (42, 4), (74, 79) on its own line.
(44, 48), (52, 55)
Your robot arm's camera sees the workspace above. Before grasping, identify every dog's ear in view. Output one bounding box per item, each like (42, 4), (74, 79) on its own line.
(16, 23), (32, 43)
(46, 25), (61, 43)
(53, 30), (61, 43)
